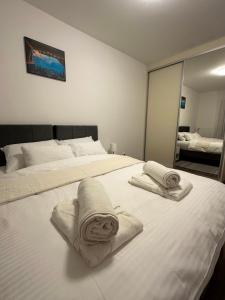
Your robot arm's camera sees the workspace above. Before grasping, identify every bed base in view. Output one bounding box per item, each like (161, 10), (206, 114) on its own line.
(179, 149), (221, 167)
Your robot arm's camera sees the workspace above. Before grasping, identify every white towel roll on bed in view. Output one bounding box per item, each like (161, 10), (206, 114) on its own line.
(52, 200), (143, 267)
(129, 174), (192, 201)
(143, 161), (180, 188)
(77, 178), (119, 244)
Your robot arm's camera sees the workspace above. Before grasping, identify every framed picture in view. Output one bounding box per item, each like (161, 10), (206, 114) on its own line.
(180, 96), (186, 109)
(24, 37), (66, 81)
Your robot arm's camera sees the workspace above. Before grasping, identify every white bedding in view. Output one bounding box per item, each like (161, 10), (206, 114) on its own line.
(1, 155), (225, 300)
(177, 137), (223, 153)
(177, 140), (190, 150)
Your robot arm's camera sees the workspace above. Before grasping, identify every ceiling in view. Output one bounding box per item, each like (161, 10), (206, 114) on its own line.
(24, 0), (225, 65)
(184, 47), (225, 93)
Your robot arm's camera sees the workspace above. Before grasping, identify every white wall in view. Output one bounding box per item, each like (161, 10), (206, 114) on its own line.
(196, 90), (225, 137)
(179, 85), (199, 132)
(0, 0), (147, 159)
(179, 86), (225, 137)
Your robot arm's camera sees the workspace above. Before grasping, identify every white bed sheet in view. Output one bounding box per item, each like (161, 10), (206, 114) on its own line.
(1, 155), (225, 300)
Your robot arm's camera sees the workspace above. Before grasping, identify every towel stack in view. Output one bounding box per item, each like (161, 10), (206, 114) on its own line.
(52, 178), (143, 267)
(129, 161), (192, 201)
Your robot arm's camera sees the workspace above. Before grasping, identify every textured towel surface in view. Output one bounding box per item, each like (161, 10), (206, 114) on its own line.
(52, 199), (143, 267)
(129, 174), (192, 201)
(143, 161), (180, 188)
(77, 178), (119, 244)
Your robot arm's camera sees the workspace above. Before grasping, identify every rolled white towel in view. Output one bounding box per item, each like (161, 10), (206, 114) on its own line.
(143, 161), (180, 188)
(77, 178), (119, 244)
(129, 174), (192, 201)
(52, 199), (143, 267)
(128, 174), (193, 201)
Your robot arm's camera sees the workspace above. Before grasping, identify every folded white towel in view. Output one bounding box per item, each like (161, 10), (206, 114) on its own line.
(129, 174), (192, 201)
(77, 178), (119, 244)
(52, 199), (143, 267)
(143, 161), (181, 188)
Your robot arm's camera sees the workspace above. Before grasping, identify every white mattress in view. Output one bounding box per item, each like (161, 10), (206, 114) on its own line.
(177, 140), (190, 150)
(1, 155), (225, 300)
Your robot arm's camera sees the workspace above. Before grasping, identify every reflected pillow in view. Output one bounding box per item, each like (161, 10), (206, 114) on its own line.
(184, 132), (200, 141)
(178, 133), (185, 141)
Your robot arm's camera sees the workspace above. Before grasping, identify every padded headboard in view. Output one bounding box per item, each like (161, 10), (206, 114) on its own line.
(179, 126), (190, 132)
(54, 125), (98, 141)
(0, 125), (53, 166)
(0, 124), (98, 167)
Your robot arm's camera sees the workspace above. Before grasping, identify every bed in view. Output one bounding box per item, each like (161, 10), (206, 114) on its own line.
(178, 126), (223, 166)
(1, 124), (225, 300)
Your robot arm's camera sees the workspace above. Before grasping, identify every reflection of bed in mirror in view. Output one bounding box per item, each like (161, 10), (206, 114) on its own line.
(177, 126), (222, 166)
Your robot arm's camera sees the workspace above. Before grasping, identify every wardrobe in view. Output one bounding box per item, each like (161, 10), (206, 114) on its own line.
(145, 63), (183, 167)
(145, 57), (225, 182)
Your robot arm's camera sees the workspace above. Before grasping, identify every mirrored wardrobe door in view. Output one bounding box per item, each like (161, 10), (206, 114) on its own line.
(175, 47), (225, 180)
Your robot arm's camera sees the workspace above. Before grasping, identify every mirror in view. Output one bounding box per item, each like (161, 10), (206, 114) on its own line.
(175, 48), (225, 179)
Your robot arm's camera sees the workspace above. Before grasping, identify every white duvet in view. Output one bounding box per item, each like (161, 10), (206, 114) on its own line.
(1, 155), (225, 300)
(178, 137), (223, 153)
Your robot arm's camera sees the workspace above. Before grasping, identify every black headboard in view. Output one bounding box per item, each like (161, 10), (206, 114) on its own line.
(179, 126), (190, 132)
(0, 124), (98, 167)
(54, 125), (98, 141)
(0, 125), (53, 166)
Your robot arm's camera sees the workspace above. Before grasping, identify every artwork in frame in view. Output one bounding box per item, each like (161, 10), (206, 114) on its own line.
(24, 37), (66, 81)
(180, 96), (186, 109)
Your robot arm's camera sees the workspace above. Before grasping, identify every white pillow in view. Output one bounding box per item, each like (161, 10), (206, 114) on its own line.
(70, 141), (107, 157)
(22, 145), (74, 167)
(184, 132), (200, 141)
(3, 140), (57, 173)
(193, 132), (201, 139)
(57, 136), (93, 145)
(178, 132), (185, 141)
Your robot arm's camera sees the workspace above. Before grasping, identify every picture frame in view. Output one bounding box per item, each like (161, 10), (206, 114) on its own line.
(24, 37), (66, 81)
(180, 96), (186, 109)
